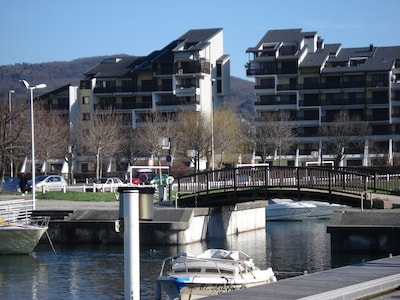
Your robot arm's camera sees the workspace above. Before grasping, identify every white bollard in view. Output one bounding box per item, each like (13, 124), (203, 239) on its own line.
(122, 190), (140, 300)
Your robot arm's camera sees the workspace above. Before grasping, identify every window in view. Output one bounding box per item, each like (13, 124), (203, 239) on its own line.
(371, 91), (389, 104)
(348, 57), (367, 67)
(82, 113), (90, 121)
(217, 80), (222, 93)
(82, 96), (90, 104)
(216, 63), (222, 77)
(81, 163), (89, 172)
(259, 78), (275, 89)
(304, 77), (319, 89)
(303, 94), (319, 106)
(325, 93), (342, 105)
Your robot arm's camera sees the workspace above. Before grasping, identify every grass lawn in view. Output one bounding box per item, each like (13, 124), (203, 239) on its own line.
(36, 191), (119, 201)
(1, 187), (175, 202)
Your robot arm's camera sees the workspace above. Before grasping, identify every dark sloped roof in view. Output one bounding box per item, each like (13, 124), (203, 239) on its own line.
(177, 28), (222, 51)
(83, 28), (224, 78)
(300, 44), (341, 68)
(323, 46), (400, 73)
(84, 56), (140, 78)
(246, 28), (317, 52)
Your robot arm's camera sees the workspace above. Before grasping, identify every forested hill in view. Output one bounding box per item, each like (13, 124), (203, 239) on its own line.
(0, 55), (255, 116)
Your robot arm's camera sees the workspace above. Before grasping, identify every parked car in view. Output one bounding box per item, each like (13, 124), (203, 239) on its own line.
(2, 176), (20, 192)
(149, 174), (168, 185)
(27, 175), (67, 192)
(94, 177), (123, 191)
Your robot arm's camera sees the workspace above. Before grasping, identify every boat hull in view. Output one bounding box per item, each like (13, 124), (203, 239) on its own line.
(266, 202), (316, 221)
(157, 268), (276, 300)
(0, 226), (48, 254)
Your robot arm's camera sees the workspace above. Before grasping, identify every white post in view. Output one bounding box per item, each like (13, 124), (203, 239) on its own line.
(8, 90), (14, 177)
(30, 87), (36, 209)
(123, 189), (140, 300)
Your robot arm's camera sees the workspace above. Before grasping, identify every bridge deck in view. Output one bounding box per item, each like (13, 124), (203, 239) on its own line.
(204, 255), (400, 299)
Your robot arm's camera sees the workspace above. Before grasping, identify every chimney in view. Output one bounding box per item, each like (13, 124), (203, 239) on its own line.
(369, 44), (374, 52)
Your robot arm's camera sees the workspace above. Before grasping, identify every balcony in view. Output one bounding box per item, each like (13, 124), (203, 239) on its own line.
(156, 98), (200, 106)
(277, 84), (298, 91)
(366, 81), (389, 88)
(174, 60), (210, 75)
(114, 102), (152, 110)
(175, 86), (200, 96)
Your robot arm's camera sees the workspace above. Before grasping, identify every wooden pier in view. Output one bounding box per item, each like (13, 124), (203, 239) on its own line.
(204, 255), (400, 299)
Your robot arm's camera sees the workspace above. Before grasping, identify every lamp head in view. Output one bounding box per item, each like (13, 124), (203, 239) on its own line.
(35, 83), (47, 89)
(19, 80), (30, 89)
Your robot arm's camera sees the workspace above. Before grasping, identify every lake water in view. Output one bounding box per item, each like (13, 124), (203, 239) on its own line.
(0, 219), (383, 300)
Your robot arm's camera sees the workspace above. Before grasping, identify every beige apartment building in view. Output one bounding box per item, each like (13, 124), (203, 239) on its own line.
(246, 28), (400, 167)
(37, 28), (230, 175)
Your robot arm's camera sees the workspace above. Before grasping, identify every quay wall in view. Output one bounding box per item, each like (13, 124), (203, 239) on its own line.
(39, 200), (267, 245)
(327, 209), (400, 254)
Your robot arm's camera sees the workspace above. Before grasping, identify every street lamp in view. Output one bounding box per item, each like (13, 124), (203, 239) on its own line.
(19, 80), (47, 209)
(8, 90), (15, 177)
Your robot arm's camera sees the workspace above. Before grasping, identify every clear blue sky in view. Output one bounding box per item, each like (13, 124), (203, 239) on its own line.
(1, 0), (399, 80)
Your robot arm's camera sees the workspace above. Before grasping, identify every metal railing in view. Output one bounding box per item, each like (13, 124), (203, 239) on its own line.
(176, 166), (389, 204)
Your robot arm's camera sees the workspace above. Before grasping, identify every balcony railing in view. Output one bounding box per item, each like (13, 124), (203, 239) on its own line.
(277, 84), (298, 91)
(174, 60), (211, 75)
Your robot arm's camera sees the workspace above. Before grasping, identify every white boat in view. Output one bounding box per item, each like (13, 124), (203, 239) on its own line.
(266, 199), (316, 221)
(304, 200), (345, 219)
(0, 198), (49, 254)
(266, 199), (345, 221)
(155, 248), (277, 300)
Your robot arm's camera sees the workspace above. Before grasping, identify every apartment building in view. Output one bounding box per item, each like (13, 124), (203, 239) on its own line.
(246, 28), (400, 167)
(38, 28), (230, 175)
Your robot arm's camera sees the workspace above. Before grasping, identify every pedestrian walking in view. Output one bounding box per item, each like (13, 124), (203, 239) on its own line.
(19, 173), (28, 195)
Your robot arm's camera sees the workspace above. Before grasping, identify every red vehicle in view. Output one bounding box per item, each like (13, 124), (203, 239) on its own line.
(127, 168), (154, 185)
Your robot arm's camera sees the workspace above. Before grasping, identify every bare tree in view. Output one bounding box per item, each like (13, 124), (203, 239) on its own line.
(116, 127), (143, 171)
(255, 111), (296, 165)
(73, 107), (125, 179)
(212, 108), (243, 169)
(134, 111), (175, 166)
(34, 104), (69, 174)
(0, 101), (30, 190)
(174, 110), (210, 173)
(320, 110), (370, 169)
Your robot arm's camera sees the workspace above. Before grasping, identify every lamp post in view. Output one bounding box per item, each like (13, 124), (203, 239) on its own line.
(19, 80), (47, 209)
(8, 90), (15, 177)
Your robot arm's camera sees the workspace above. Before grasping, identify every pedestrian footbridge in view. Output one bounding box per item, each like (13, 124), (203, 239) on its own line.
(175, 166), (400, 207)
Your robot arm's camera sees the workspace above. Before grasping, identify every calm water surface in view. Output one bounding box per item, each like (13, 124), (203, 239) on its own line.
(0, 219), (383, 300)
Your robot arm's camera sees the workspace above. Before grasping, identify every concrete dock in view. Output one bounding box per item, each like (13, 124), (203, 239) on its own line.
(203, 254), (400, 300)
(32, 198), (268, 245)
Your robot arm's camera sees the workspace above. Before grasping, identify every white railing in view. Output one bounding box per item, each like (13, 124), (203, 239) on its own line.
(0, 198), (34, 223)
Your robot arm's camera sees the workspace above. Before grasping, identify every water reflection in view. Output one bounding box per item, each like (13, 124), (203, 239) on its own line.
(267, 219), (331, 278)
(0, 219), (377, 299)
(0, 254), (48, 300)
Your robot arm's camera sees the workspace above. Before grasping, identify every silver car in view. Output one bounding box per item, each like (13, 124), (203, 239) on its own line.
(28, 175), (67, 192)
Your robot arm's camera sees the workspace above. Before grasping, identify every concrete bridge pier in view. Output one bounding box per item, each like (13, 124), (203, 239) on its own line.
(147, 200), (267, 245)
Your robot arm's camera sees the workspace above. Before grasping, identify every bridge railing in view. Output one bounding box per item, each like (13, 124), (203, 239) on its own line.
(176, 166), (373, 201)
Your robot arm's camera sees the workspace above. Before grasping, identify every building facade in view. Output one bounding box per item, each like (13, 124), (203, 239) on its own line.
(246, 28), (400, 167)
(38, 28), (230, 175)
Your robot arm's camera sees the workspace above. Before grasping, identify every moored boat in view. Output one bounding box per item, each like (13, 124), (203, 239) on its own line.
(155, 248), (277, 300)
(0, 198), (49, 255)
(266, 198), (346, 221)
(266, 199), (316, 221)
(304, 200), (346, 219)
